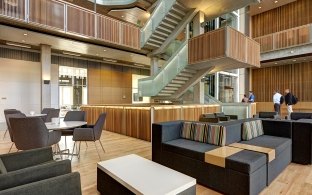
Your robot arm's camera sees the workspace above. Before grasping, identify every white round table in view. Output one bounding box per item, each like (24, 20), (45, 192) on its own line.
(45, 121), (87, 130)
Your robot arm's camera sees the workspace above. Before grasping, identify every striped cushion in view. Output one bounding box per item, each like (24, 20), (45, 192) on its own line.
(208, 125), (226, 146)
(242, 120), (264, 141)
(181, 122), (196, 140)
(181, 122), (226, 146)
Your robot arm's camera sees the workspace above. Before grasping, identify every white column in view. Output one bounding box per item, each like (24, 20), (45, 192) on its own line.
(193, 81), (205, 104)
(150, 57), (159, 76)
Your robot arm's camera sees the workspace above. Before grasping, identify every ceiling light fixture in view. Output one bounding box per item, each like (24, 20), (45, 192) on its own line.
(258, 6), (262, 9)
(103, 49), (107, 52)
(23, 33), (27, 36)
(274, 62), (278, 65)
(293, 60), (297, 62)
(6, 42), (31, 48)
(63, 51), (81, 57)
(121, 15), (124, 18)
(274, 0), (278, 3)
(103, 58), (117, 63)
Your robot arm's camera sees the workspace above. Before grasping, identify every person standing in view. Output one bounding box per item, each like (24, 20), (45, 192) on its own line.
(273, 90), (282, 115)
(248, 91), (255, 102)
(284, 89), (293, 119)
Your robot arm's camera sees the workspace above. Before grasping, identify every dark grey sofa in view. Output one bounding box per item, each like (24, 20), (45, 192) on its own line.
(0, 147), (82, 195)
(152, 119), (292, 195)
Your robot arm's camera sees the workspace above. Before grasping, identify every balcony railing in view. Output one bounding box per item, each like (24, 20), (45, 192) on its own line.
(188, 26), (260, 68)
(0, 0), (140, 50)
(254, 24), (312, 53)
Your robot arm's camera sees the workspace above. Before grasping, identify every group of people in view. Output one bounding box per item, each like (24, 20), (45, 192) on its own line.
(241, 89), (297, 119)
(273, 89), (297, 118)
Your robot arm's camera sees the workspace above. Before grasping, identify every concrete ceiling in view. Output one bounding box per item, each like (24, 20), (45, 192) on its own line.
(0, 25), (165, 67)
(249, 0), (296, 16)
(178, 0), (260, 20)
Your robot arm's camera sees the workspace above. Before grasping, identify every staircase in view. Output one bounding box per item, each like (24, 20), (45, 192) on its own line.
(141, 0), (195, 51)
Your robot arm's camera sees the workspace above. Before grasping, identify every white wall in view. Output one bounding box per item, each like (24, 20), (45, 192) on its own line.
(0, 58), (41, 122)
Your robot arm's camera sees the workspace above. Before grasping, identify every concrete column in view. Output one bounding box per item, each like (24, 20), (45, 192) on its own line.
(193, 81), (205, 104)
(192, 11), (205, 104)
(238, 7), (251, 99)
(41, 44), (52, 109)
(192, 11), (205, 36)
(150, 57), (159, 76)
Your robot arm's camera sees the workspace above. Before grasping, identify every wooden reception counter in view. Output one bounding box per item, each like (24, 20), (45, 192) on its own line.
(81, 104), (220, 141)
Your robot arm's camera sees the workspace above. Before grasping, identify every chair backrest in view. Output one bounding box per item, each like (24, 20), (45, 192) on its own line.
(41, 108), (54, 115)
(10, 117), (50, 150)
(64, 111), (86, 121)
(215, 112), (226, 117)
(45, 109), (60, 122)
(93, 113), (107, 140)
(5, 113), (26, 142)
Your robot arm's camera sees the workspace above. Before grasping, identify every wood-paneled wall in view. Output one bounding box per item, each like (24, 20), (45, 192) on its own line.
(252, 0), (312, 38)
(81, 104), (220, 141)
(252, 62), (312, 102)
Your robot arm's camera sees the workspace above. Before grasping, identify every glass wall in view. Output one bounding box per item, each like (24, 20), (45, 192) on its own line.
(59, 66), (87, 112)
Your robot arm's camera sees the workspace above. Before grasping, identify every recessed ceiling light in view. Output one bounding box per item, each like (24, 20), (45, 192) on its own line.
(275, 62), (278, 65)
(290, 51), (294, 54)
(6, 42), (31, 48)
(23, 33), (27, 36)
(63, 51), (81, 57)
(121, 15), (124, 18)
(258, 6), (262, 9)
(103, 49), (106, 52)
(274, 0), (278, 3)
(96, 54), (99, 56)
(293, 60), (297, 62)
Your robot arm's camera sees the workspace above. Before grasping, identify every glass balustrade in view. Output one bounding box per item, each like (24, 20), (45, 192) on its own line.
(140, 0), (176, 47)
(138, 41), (188, 97)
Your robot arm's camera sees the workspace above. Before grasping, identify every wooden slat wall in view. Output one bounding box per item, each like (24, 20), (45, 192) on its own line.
(252, 62), (312, 102)
(82, 104), (220, 142)
(29, 0), (65, 30)
(188, 28), (226, 64)
(153, 105), (220, 123)
(67, 5), (95, 37)
(188, 27), (260, 68)
(97, 15), (120, 45)
(0, 0), (25, 20)
(252, 0), (312, 38)
(120, 24), (140, 49)
(227, 27), (246, 63)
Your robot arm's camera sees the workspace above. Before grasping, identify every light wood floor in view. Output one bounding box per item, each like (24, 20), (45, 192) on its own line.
(0, 130), (312, 195)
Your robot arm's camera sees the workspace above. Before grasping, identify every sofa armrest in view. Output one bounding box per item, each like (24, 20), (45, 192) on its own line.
(0, 160), (72, 191)
(152, 121), (183, 163)
(262, 119), (292, 138)
(0, 172), (81, 195)
(0, 147), (53, 172)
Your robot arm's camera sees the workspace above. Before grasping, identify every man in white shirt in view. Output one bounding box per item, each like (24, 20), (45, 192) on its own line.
(273, 90), (282, 115)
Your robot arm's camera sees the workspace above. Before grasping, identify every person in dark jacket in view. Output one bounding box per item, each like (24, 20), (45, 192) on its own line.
(284, 89), (293, 119)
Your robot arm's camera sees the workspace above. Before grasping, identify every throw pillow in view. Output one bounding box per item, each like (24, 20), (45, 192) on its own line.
(242, 120), (264, 141)
(181, 122), (196, 140)
(208, 125), (226, 146)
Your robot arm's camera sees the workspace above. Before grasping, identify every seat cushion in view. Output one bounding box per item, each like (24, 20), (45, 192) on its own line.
(163, 139), (219, 161)
(242, 120), (264, 141)
(226, 150), (266, 174)
(240, 135), (291, 156)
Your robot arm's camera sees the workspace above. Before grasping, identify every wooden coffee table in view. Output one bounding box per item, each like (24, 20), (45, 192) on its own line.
(97, 154), (196, 195)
